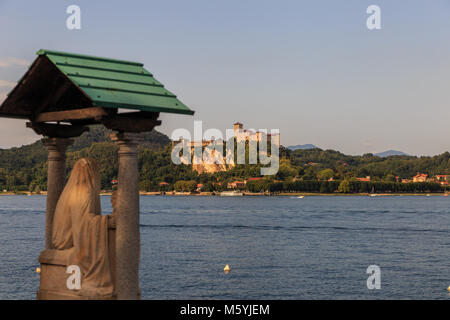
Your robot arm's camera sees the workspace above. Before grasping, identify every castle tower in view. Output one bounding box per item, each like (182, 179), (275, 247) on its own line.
(267, 132), (281, 146)
(233, 122), (243, 137)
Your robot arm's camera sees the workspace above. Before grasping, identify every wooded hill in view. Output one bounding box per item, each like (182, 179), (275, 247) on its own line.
(0, 126), (448, 193)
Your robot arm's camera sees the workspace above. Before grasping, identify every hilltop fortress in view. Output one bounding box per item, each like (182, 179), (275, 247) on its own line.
(172, 122), (280, 174)
(232, 122), (280, 146)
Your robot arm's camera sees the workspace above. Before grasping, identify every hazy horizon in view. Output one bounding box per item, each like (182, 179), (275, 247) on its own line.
(1, 0), (449, 156)
(0, 128), (447, 158)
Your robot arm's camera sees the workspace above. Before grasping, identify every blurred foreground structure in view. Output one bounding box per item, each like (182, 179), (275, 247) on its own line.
(0, 49), (194, 299)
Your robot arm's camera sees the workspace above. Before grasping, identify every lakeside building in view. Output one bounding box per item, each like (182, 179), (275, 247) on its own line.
(413, 173), (428, 182)
(356, 176), (371, 182)
(247, 177), (264, 182)
(434, 175), (449, 186)
(400, 174), (448, 184)
(227, 181), (246, 189)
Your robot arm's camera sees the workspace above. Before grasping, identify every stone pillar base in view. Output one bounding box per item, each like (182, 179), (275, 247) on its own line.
(37, 228), (118, 300)
(111, 132), (144, 300)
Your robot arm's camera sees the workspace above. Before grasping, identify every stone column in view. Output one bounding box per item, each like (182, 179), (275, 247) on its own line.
(42, 138), (73, 249)
(111, 132), (144, 300)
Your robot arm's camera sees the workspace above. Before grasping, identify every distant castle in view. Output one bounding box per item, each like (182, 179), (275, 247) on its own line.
(172, 122), (280, 174)
(232, 122), (280, 146)
(172, 122), (280, 148)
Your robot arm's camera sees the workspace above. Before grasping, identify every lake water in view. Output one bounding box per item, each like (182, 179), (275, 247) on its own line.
(0, 195), (449, 300)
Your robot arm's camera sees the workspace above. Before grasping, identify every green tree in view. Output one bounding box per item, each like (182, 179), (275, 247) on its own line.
(384, 173), (396, 182)
(139, 180), (152, 191)
(318, 169), (334, 180)
(29, 182), (36, 193)
(174, 180), (197, 192)
(338, 180), (350, 193)
(34, 184), (41, 194)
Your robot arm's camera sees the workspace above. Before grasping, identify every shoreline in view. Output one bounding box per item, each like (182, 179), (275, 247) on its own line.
(2, 192), (448, 197)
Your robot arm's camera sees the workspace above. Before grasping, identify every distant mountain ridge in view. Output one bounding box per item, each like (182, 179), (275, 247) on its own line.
(287, 144), (410, 157)
(0, 125), (171, 174)
(0, 125), (172, 190)
(374, 150), (409, 157)
(287, 144), (319, 151)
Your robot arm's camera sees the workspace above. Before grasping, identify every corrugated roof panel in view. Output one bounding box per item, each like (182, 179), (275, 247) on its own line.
(38, 49), (194, 115)
(56, 65), (162, 86)
(82, 87), (192, 115)
(70, 76), (175, 97)
(37, 49), (143, 66)
(45, 54), (148, 75)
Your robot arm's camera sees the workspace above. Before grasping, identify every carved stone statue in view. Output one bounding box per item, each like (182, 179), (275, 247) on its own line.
(44, 158), (116, 298)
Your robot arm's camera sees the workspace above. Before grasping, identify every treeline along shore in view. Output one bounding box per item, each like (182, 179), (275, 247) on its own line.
(0, 126), (448, 194)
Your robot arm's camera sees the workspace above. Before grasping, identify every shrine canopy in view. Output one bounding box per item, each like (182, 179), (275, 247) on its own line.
(0, 49), (194, 137)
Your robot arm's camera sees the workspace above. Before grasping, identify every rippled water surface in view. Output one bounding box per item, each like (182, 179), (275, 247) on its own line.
(1, 195), (449, 299)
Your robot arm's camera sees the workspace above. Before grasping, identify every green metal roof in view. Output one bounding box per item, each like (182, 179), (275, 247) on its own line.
(36, 49), (194, 115)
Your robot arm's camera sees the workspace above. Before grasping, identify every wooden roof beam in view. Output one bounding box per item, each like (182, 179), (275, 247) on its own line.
(33, 106), (108, 123)
(101, 111), (161, 132)
(26, 122), (89, 138)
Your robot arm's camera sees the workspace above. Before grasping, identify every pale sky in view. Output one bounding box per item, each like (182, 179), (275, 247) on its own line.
(0, 0), (449, 155)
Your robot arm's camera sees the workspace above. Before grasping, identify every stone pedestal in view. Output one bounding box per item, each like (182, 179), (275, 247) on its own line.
(37, 227), (116, 300)
(42, 138), (73, 249)
(111, 132), (144, 300)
